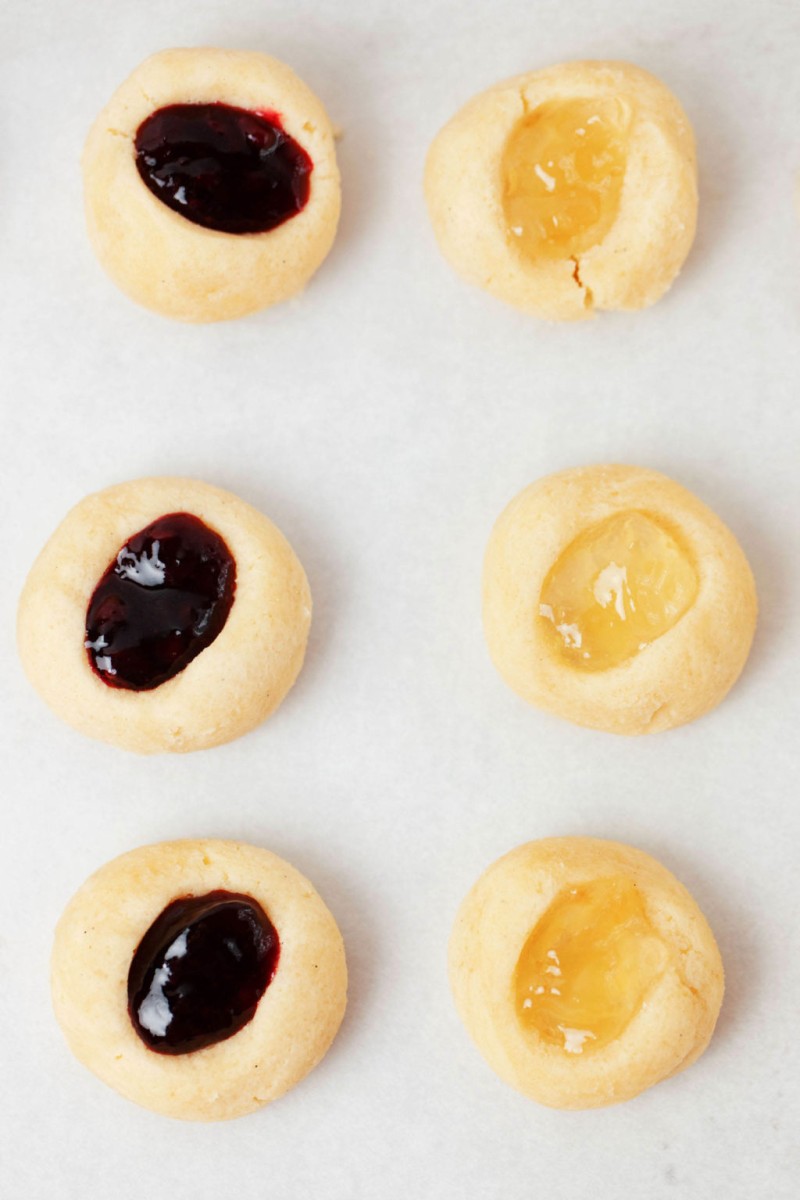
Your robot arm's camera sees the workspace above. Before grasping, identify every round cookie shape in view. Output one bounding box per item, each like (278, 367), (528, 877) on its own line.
(83, 48), (341, 321)
(449, 838), (724, 1109)
(483, 465), (757, 734)
(17, 477), (312, 753)
(424, 61), (697, 320)
(52, 840), (347, 1121)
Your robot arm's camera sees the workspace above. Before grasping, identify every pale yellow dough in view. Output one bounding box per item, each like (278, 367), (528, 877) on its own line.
(83, 48), (341, 322)
(51, 840), (347, 1121)
(450, 838), (723, 1109)
(17, 477), (311, 753)
(483, 465), (757, 734)
(424, 61), (697, 319)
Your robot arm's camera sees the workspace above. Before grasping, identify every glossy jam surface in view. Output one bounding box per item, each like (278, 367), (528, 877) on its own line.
(134, 103), (313, 234)
(515, 876), (667, 1054)
(539, 511), (697, 671)
(85, 512), (236, 691)
(128, 890), (279, 1055)
(502, 98), (631, 262)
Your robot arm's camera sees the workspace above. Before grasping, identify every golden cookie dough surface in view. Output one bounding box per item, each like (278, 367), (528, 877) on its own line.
(17, 477), (311, 753)
(483, 465), (757, 734)
(425, 61), (697, 319)
(51, 840), (347, 1121)
(83, 48), (341, 321)
(449, 838), (724, 1109)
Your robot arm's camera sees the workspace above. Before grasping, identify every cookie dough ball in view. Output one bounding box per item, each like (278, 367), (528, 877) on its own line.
(425, 61), (697, 319)
(450, 837), (723, 1109)
(52, 840), (347, 1121)
(83, 48), (341, 321)
(17, 477), (311, 753)
(483, 465), (756, 734)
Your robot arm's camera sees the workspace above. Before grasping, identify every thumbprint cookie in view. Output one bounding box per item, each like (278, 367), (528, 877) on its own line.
(425, 61), (697, 319)
(483, 464), (756, 734)
(18, 477), (311, 752)
(83, 48), (341, 321)
(52, 839), (347, 1120)
(449, 837), (724, 1108)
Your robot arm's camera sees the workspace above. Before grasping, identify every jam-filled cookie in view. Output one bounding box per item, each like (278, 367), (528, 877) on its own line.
(483, 465), (756, 734)
(17, 477), (311, 753)
(83, 48), (341, 321)
(450, 838), (723, 1109)
(424, 61), (697, 319)
(51, 840), (347, 1121)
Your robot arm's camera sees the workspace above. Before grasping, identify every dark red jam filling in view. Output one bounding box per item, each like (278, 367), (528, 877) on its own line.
(128, 891), (280, 1055)
(134, 102), (313, 234)
(85, 512), (236, 692)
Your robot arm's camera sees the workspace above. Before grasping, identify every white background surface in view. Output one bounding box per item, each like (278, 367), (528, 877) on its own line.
(1, 0), (799, 1196)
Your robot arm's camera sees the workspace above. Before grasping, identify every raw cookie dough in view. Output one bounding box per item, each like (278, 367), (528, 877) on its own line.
(17, 477), (311, 753)
(449, 837), (724, 1109)
(483, 464), (757, 734)
(52, 839), (347, 1121)
(425, 61), (697, 319)
(83, 48), (341, 321)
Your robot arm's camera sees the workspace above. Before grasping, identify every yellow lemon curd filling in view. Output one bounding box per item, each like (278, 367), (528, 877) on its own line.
(514, 876), (668, 1054)
(538, 510), (698, 671)
(502, 97), (632, 263)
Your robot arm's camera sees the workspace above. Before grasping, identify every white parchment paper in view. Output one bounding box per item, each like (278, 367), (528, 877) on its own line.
(1, 1), (798, 1196)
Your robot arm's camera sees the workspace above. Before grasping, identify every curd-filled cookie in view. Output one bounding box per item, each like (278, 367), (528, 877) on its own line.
(483, 465), (757, 734)
(17, 477), (311, 753)
(83, 48), (341, 321)
(425, 61), (697, 319)
(51, 840), (347, 1121)
(450, 838), (723, 1109)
